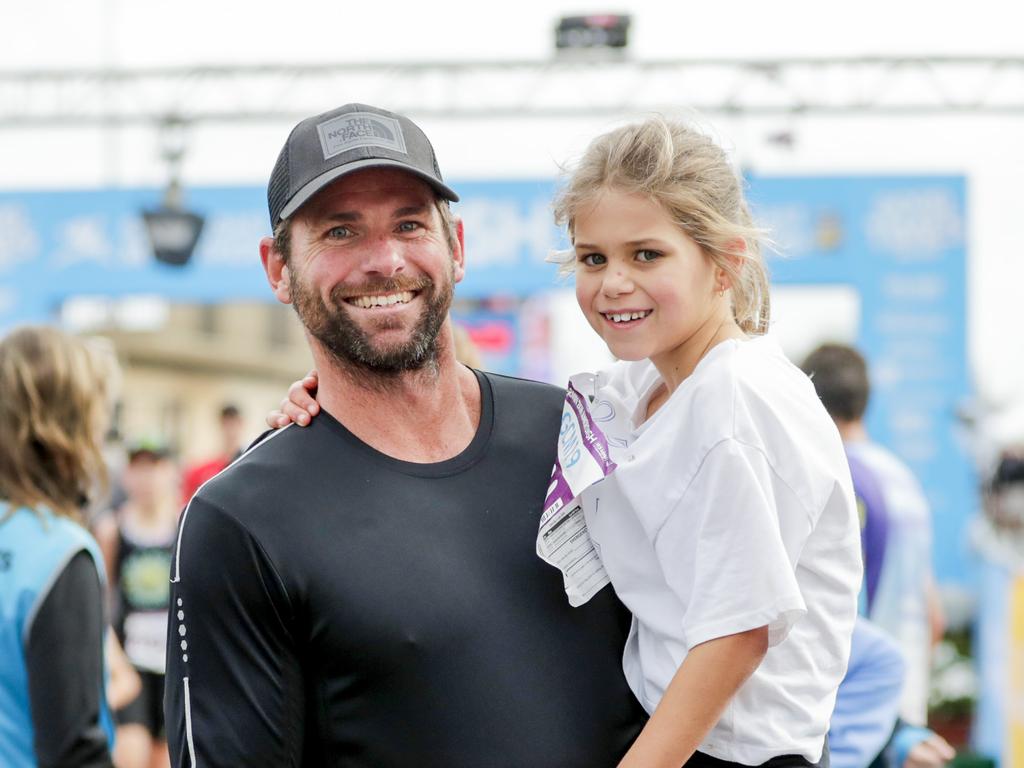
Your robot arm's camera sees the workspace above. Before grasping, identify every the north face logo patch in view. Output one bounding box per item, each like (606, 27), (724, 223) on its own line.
(317, 113), (407, 159)
(328, 118), (394, 143)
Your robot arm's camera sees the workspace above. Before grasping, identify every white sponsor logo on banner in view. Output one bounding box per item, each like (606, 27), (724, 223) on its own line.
(0, 205), (40, 272)
(866, 188), (964, 257)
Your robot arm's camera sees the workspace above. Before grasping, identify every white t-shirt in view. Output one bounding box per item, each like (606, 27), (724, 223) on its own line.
(580, 336), (862, 765)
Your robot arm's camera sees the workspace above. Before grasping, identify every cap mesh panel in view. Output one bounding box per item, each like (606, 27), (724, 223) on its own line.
(267, 144), (291, 225)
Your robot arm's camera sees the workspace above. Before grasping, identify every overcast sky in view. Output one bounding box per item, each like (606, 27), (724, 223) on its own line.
(4, 0), (1021, 67)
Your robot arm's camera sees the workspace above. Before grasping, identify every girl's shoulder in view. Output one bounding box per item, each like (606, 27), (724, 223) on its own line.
(692, 335), (795, 391)
(667, 336), (833, 452)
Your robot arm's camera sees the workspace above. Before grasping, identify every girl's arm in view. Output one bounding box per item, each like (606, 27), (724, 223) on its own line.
(618, 625), (769, 768)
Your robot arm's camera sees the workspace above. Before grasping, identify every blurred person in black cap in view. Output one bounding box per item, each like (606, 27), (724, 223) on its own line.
(95, 439), (179, 768)
(163, 103), (644, 767)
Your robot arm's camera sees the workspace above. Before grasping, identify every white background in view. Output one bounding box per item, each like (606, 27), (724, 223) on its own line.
(2, 0), (1023, 449)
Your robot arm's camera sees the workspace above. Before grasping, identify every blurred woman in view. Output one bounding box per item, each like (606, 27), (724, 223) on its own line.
(0, 325), (117, 768)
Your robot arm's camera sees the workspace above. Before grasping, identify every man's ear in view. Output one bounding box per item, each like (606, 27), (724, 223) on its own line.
(451, 217), (466, 284)
(260, 236), (292, 304)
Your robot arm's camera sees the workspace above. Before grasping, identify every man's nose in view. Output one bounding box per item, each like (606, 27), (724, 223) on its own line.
(361, 236), (405, 276)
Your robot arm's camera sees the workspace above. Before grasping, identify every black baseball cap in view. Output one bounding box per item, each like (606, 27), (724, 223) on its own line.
(267, 103), (459, 226)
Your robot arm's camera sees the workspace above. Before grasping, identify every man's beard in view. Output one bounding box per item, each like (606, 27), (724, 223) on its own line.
(290, 266), (453, 378)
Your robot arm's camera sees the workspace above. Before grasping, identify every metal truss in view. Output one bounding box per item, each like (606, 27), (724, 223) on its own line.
(2, 56), (1024, 127)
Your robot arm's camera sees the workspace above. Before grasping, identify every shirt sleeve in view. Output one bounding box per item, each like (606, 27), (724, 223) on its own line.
(164, 496), (304, 768)
(653, 438), (809, 650)
(828, 619), (904, 768)
(25, 549), (114, 768)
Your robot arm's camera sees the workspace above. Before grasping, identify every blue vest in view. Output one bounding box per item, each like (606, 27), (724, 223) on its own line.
(0, 503), (115, 767)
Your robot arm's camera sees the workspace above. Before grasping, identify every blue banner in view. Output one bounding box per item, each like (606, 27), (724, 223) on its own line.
(0, 175), (972, 586)
(747, 176), (971, 589)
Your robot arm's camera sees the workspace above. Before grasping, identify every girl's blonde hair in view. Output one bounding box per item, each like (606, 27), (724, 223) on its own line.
(553, 116), (770, 335)
(0, 326), (114, 521)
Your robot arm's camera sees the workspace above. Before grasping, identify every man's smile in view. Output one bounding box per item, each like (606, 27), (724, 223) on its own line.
(344, 290), (418, 309)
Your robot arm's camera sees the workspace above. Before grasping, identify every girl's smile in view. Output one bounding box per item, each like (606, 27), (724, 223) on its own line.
(599, 308), (653, 329)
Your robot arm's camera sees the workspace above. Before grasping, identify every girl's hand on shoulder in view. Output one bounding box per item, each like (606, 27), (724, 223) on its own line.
(266, 370), (320, 428)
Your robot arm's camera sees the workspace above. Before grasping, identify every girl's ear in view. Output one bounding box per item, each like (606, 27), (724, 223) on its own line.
(717, 238), (747, 289)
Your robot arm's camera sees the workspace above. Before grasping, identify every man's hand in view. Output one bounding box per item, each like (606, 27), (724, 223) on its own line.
(266, 369), (320, 428)
(903, 733), (955, 768)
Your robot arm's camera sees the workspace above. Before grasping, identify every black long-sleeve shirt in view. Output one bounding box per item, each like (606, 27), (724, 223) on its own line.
(165, 371), (645, 767)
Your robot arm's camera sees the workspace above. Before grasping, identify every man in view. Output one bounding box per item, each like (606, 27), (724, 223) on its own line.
(163, 103), (645, 767)
(802, 344), (952, 768)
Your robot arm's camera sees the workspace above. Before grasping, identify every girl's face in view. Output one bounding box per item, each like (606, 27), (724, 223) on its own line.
(573, 189), (725, 367)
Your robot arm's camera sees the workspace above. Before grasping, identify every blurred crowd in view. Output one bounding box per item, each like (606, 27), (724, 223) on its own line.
(1, 321), (1020, 767)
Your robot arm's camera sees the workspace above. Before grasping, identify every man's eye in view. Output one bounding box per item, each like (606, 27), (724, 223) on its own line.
(397, 221), (422, 233)
(327, 226), (352, 239)
(636, 249), (662, 263)
(579, 253), (606, 266)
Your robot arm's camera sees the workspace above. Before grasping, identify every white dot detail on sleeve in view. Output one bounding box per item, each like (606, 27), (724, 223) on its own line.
(181, 640), (188, 651)
(179, 625), (187, 637)
(177, 610), (184, 620)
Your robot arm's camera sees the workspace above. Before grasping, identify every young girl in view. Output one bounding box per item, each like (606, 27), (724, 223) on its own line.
(272, 117), (862, 767)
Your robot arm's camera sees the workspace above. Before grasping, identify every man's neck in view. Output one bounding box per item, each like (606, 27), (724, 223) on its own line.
(312, 345), (481, 464)
(836, 418), (869, 443)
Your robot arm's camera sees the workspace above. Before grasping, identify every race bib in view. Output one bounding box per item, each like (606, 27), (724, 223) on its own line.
(124, 611), (169, 673)
(536, 376), (618, 607)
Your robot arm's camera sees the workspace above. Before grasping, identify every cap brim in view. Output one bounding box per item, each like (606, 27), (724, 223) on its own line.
(278, 159), (459, 221)
(128, 449), (169, 462)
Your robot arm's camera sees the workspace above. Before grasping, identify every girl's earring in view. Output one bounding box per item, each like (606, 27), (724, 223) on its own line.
(716, 284), (726, 298)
